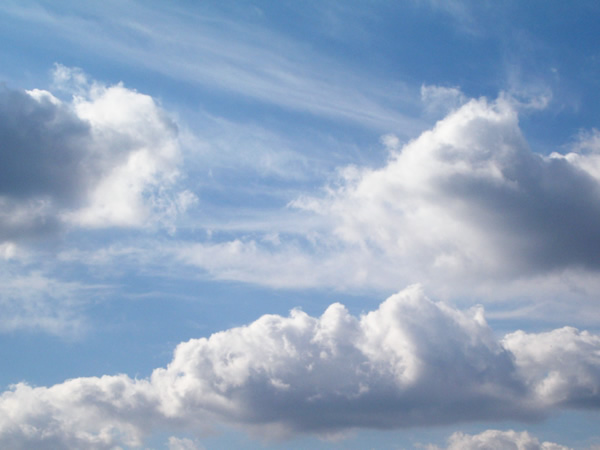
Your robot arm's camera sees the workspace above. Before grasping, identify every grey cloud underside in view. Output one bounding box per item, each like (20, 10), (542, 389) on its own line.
(0, 89), (93, 201)
(0, 88), (90, 240)
(0, 77), (183, 241)
(1, 286), (599, 448)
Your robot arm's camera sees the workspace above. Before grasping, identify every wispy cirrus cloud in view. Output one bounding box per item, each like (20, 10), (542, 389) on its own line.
(0, 1), (424, 134)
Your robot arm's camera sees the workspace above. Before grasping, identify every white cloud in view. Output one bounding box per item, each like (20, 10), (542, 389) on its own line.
(294, 96), (557, 280)
(51, 62), (89, 96)
(0, 242), (16, 260)
(175, 95), (600, 310)
(174, 239), (340, 289)
(168, 436), (204, 450)
(0, 376), (157, 450)
(435, 429), (570, 450)
(504, 327), (600, 408)
(0, 266), (96, 336)
(178, 112), (317, 183)
(1, 286), (600, 447)
(420, 84), (467, 114)
(381, 133), (401, 151)
(65, 78), (182, 227)
(551, 128), (600, 182)
(0, 65), (189, 244)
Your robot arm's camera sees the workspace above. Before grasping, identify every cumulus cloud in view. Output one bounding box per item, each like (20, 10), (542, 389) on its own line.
(178, 94), (600, 304)
(430, 429), (570, 450)
(1, 286), (600, 448)
(0, 376), (158, 450)
(504, 327), (600, 408)
(295, 95), (600, 278)
(0, 65), (191, 243)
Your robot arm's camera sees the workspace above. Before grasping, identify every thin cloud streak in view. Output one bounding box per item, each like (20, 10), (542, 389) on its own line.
(0, 1), (425, 134)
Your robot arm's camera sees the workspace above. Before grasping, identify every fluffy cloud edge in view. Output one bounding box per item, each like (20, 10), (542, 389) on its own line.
(1, 285), (599, 448)
(0, 64), (195, 245)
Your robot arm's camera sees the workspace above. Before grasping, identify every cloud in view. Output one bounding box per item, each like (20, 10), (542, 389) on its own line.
(295, 95), (600, 278)
(0, 2), (424, 134)
(0, 376), (158, 450)
(175, 94), (600, 308)
(428, 429), (570, 450)
(0, 86), (87, 241)
(504, 327), (600, 409)
(2, 286), (600, 447)
(0, 87), (88, 201)
(168, 436), (204, 450)
(420, 84), (468, 115)
(0, 65), (189, 244)
(0, 66), (194, 334)
(0, 265), (97, 336)
(0, 242), (16, 260)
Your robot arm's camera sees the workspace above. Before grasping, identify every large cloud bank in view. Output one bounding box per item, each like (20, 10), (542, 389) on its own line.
(1, 286), (599, 448)
(0, 65), (191, 245)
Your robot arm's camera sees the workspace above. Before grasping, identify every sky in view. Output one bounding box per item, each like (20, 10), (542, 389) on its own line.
(1, 0), (600, 448)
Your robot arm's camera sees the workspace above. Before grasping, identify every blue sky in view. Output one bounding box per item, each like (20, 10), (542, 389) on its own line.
(2, 1), (600, 449)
